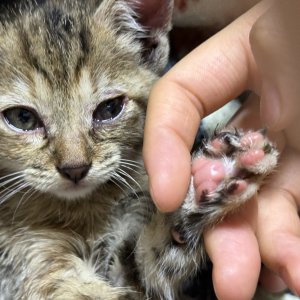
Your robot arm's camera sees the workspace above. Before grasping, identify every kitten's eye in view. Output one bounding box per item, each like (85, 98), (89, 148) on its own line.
(93, 96), (126, 124)
(3, 107), (43, 132)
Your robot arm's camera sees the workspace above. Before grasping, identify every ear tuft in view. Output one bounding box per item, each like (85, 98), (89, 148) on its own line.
(94, 0), (146, 40)
(94, 0), (174, 74)
(136, 0), (173, 30)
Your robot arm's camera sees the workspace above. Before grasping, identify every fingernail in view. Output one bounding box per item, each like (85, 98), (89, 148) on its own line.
(260, 81), (281, 129)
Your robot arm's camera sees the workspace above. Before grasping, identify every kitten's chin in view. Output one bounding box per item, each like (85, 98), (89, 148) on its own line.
(50, 185), (96, 201)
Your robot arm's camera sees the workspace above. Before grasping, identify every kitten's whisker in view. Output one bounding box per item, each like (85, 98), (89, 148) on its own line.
(0, 182), (29, 205)
(117, 168), (142, 192)
(120, 159), (143, 169)
(110, 175), (128, 195)
(111, 172), (138, 198)
(0, 171), (24, 182)
(12, 186), (39, 222)
(0, 174), (25, 187)
(119, 164), (142, 175)
(115, 172), (137, 194)
(0, 178), (26, 197)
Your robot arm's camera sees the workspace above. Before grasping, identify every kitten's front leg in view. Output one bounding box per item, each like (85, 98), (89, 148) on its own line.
(136, 129), (278, 300)
(0, 229), (126, 300)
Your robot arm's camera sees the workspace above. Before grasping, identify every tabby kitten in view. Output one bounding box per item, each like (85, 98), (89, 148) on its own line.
(0, 0), (278, 299)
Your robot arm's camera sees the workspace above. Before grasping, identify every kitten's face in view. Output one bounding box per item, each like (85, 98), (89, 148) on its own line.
(0, 0), (172, 200)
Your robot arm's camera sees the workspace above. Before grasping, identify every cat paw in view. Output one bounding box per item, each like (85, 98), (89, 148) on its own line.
(171, 129), (279, 244)
(146, 129), (279, 279)
(192, 129), (278, 209)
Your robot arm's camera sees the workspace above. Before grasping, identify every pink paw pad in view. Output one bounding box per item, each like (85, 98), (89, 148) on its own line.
(226, 179), (248, 195)
(240, 132), (266, 166)
(209, 138), (230, 154)
(192, 158), (225, 200)
(190, 130), (274, 204)
(240, 149), (265, 166)
(192, 157), (250, 201)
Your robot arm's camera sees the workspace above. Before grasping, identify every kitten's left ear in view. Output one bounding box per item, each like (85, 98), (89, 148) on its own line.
(136, 0), (173, 30)
(95, 0), (174, 74)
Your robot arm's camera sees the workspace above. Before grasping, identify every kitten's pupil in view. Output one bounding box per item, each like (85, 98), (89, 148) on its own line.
(3, 107), (42, 131)
(93, 96), (125, 124)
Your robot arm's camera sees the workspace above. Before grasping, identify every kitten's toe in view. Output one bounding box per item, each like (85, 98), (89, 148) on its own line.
(238, 131), (278, 174)
(240, 131), (265, 148)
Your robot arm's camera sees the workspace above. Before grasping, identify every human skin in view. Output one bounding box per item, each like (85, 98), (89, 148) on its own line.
(143, 0), (300, 299)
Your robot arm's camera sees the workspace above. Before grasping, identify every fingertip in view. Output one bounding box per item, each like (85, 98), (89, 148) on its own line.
(213, 243), (260, 300)
(148, 166), (190, 212)
(205, 216), (260, 300)
(143, 130), (192, 212)
(213, 258), (260, 300)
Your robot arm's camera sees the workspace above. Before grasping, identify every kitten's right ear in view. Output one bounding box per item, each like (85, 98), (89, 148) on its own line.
(94, 0), (174, 74)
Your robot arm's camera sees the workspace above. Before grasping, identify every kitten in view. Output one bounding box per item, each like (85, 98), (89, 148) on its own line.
(0, 0), (278, 299)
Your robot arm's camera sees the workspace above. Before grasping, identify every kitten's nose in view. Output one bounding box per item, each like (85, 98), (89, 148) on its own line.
(57, 164), (91, 184)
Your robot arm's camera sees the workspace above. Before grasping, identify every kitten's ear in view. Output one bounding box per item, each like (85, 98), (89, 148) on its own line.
(94, 0), (173, 74)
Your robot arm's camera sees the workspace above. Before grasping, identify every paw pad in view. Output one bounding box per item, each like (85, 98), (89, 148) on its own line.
(191, 129), (278, 205)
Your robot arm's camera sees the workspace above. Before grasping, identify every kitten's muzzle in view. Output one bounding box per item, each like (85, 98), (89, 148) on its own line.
(56, 164), (91, 184)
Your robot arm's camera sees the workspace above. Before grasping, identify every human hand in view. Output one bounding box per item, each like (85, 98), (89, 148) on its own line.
(143, 0), (300, 298)
(231, 2), (300, 293)
(250, 3), (300, 292)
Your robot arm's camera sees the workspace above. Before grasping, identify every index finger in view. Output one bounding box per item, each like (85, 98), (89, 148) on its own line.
(143, 1), (272, 212)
